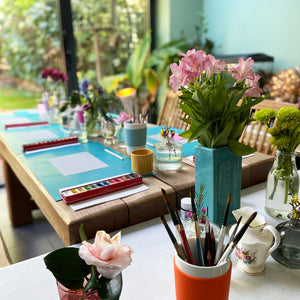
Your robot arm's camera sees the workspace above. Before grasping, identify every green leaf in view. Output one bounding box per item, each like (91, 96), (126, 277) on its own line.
(144, 68), (159, 94)
(44, 248), (90, 290)
(228, 140), (257, 156)
(126, 30), (151, 90)
(212, 119), (234, 148)
(97, 274), (123, 300)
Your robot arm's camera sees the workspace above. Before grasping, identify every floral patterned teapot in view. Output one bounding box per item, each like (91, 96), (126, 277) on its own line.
(229, 206), (280, 275)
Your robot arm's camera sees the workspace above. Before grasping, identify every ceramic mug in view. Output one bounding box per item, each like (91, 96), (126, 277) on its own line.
(131, 149), (153, 175)
(173, 238), (232, 300)
(230, 206), (281, 275)
(124, 121), (147, 155)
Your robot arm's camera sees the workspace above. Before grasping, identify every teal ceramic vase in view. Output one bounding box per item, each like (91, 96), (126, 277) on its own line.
(194, 145), (242, 227)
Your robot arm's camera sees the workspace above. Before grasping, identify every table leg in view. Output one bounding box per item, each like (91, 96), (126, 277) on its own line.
(2, 160), (33, 226)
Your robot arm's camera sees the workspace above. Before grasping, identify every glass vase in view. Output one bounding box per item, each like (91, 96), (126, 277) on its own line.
(57, 282), (101, 300)
(101, 119), (116, 145)
(155, 140), (182, 171)
(271, 215), (300, 269)
(265, 151), (299, 220)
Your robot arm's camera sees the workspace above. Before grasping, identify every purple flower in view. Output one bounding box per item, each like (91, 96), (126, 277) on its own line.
(80, 78), (90, 95)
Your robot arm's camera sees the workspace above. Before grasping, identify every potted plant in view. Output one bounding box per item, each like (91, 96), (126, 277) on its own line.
(169, 49), (264, 225)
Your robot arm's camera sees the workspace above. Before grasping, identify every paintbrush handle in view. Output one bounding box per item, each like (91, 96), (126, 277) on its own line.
(214, 226), (226, 264)
(179, 227), (194, 265)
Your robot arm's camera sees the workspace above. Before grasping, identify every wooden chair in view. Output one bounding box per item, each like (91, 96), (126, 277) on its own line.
(239, 99), (297, 155)
(156, 90), (189, 130)
(0, 231), (12, 267)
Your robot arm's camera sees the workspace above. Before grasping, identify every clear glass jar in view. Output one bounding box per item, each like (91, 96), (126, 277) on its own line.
(179, 197), (221, 240)
(155, 140), (182, 171)
(265, 151), (299, 219)
(101, 119), (116, 145)
(271, 215), (300, 269)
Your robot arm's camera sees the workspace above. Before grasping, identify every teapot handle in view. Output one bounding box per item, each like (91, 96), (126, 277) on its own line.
(263, 225), (281, 259)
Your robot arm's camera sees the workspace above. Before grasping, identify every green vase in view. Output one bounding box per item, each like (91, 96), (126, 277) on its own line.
(194, 145), (242, 227)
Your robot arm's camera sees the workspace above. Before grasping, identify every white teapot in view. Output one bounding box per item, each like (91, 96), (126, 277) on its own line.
(229, 206), (280, 275)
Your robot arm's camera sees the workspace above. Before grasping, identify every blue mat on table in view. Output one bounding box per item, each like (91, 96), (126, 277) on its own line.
(0, 124), (71, 154)
(146, 126), (198, 157)
(0, 110), (43, 129)
(20, 141), (132, 201)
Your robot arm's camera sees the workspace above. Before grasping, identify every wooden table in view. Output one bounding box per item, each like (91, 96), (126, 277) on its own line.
(0, 182), (299, 300)
(0, 133), (194, 246)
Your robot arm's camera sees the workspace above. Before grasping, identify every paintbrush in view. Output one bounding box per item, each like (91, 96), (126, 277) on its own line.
(217, 211), (257, 266)
(222, 216), (242, 254)
(214, 194), (231, 264)
(190, 189), (204, 266)
(161, 188), (194, 264)
(160, 215), (188, 262)
(210, 227), (216, 266)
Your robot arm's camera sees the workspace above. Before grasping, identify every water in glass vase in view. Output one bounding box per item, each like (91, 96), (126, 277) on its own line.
(155, 141), (182, 171)
(265, 151), (299, 220)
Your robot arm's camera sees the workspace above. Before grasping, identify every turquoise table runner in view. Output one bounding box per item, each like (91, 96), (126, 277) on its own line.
(0, 124), (71, 154)
(20, 141), (132, 201)
(146, 126), (198, 157)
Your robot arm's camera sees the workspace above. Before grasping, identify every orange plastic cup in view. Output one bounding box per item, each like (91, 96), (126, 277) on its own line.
(173, 255), (232, 300)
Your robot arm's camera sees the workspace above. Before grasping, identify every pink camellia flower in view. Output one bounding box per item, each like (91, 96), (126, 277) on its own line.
(230, 57), (255, 81)
(79, 231), (133, 279)
(116, 112), (130, 124)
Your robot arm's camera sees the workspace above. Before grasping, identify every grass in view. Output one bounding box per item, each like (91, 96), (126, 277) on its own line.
(0, 87), (40, 110)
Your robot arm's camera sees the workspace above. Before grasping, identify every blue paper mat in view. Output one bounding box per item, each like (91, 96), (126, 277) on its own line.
(146, 126), (198, 157)
(20, 141), (132, 201)
(0, 124), (71, 154)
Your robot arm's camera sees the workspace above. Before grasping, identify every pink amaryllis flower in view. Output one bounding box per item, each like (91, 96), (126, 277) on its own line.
(230, 57), (255, 81)
(243, 74), (263, 98)
(206, 54), (226, 78)
(169, 61), (191, 93)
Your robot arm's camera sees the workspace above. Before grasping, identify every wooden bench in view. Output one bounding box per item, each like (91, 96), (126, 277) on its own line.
(0, 231), (12, 267)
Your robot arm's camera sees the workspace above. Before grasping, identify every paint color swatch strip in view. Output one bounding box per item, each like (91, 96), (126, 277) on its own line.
(5, 121), (49, 129)
(23, 136), (79, 152)
(61, 173), (143, 205)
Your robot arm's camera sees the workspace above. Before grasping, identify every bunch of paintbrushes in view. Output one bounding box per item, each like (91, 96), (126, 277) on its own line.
(160, 188), (257, 267)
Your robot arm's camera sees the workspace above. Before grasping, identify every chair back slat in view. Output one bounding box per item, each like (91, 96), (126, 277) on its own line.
(239, 99), (297, 155)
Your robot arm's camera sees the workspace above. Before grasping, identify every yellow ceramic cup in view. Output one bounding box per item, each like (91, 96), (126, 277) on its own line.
(131, 149), (153, 175)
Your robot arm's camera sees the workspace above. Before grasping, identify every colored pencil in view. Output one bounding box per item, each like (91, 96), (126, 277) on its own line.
(104, 149), (124, 160)
(161, 188), (194, 265)
(214, 194), (231, 264)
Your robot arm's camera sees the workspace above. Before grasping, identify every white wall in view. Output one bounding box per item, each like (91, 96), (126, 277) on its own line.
(203, 0), (300, 72)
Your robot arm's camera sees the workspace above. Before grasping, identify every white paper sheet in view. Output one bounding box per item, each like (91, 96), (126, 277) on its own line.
(49, 151), (108, 176)
(69, 184), (149, 211)
(1, 117), (31, 125)
(18, 129), (58, 142)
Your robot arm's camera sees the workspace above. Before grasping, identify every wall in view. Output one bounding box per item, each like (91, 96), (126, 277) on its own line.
(203, 0), (300, 72)
(154, 0), (203, 46)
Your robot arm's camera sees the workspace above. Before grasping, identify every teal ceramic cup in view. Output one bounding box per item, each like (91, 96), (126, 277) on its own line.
(124, 121), (147, 155)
